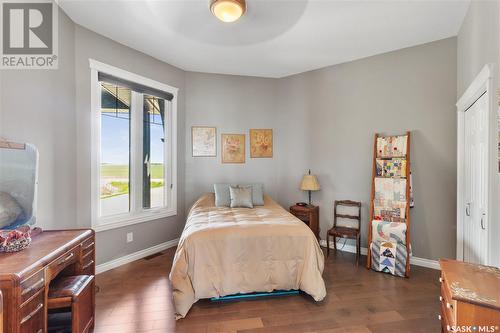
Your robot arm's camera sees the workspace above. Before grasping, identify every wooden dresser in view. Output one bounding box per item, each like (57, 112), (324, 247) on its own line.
(0, 229), (95, 333)
(439, 259), (500, 332)
(290, 204), (320, 240)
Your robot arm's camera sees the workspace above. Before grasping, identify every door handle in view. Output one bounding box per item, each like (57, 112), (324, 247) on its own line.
(465, 203), (471, 216)
(480, 213), (486, 230)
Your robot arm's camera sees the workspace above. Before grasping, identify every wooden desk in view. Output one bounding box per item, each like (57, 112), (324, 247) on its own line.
(439, 259), (500, 332)
(0, 229), (95, 333)
(290, 205), (320, 240)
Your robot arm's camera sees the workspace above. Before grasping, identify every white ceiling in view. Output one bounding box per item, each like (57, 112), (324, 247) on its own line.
(58, 0), (470, 78)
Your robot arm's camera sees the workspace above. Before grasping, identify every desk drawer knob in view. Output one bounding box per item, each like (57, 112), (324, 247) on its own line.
(446, 302), (453, 309)
(58, 252), (74, 266)
(439, 296), (443, 302)
(20, 303), (43, 324)
(437, 314), (442, 321)
(439, 277), (443, 283)
(21, 278), (44, 296)
(83, 242), (95, 251)
(82, 260), (94, 270)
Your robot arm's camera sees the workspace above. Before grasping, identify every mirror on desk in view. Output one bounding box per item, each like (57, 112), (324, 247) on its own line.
(0, 140), (39, 230)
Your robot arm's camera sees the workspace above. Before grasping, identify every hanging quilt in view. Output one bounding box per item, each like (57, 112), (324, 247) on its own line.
(374, 178), (406, 202)
(371, 240), (407, 277)
(376, 158), (407, 178)
(373, 205), (406, 221)
(376, 135), (407, 158)
(371, 220), (407, 244)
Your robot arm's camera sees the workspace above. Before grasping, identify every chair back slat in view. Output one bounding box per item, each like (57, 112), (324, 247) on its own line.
(334, 200), (361, 230)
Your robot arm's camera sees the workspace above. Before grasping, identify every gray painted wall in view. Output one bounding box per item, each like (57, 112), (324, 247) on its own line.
(285, 38), (458, 261)
(185, 38), (458, 261)
(457, 0), (500, 96)
(184, 73), (281, 209)
(0, 10), (77, 230)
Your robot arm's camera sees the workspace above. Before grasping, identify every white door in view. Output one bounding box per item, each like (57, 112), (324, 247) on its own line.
(463, 92), (489, 265)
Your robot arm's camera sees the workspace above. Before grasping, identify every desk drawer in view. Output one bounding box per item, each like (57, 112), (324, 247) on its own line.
(81, 250), (95, 275)
(81, 237), (95, 255)
(20, 289), (45, 333)
(20, 269), (45, 304)
(47, 246), (78, 280)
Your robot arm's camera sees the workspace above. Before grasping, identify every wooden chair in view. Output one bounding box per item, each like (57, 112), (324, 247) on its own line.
(326, 200), (362, 264)
(48, 275), (95, 333)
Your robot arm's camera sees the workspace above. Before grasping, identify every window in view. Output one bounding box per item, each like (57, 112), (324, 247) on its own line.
(90, 60), (177, 232)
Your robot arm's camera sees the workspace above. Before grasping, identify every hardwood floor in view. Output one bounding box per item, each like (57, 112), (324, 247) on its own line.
(94, 247), (441, 333)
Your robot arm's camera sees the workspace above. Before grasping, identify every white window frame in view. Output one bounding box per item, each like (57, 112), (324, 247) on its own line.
(89, 59), (178, 232)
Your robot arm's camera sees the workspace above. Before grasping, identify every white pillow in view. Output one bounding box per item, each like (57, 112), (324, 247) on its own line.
(0, 192), (23, 228)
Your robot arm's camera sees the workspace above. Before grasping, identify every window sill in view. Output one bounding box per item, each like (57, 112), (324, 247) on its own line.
(92, 208), (177, 233)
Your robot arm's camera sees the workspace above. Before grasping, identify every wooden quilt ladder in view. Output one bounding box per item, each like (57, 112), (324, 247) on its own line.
(366, 131), (411, 277)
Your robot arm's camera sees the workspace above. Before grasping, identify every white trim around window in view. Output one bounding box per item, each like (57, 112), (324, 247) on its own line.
(90, 59), (178, 233)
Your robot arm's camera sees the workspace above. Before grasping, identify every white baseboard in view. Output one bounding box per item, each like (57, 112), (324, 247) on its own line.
(96, 238), (179, 274)
(319, 240), (440, 270)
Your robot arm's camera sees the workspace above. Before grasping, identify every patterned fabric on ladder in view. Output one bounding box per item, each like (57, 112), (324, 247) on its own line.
(371, 220), (407, 245)
(371, 240), (407, 277)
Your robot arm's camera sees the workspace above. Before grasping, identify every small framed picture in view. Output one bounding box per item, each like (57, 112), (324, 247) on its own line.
(221, 134), (245, 163)
(250, 129), (273, 158)
(192, 126), (216, 157)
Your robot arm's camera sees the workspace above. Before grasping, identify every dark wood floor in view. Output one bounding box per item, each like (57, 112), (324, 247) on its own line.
(94, 247), (441, 333)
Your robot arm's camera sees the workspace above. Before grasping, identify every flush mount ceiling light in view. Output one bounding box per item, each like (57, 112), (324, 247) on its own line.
(210, 0), (246, 23)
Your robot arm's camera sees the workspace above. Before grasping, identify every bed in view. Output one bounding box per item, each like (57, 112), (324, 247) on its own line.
(170, 193), (326, 319)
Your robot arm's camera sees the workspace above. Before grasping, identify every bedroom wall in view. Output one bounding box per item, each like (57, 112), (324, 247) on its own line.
(184, 38), (458, 261)
(0, 9), (77, 230)
(74, 25), (187, 264)
(457, 0), (499, 97)
(278, 37), (458, 261)
(184, 72), (282, 209)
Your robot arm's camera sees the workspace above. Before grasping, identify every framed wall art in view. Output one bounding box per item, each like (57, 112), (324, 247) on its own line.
(192, 126), (216, 157)
(250, 129), (273, 158)
(221, 134), (245, 163)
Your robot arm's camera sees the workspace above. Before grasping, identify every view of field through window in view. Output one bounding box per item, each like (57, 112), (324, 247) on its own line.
(99, 82), (167, 217)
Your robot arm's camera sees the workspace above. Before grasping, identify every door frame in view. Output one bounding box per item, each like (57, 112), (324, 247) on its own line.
(456, 64), (497, 264)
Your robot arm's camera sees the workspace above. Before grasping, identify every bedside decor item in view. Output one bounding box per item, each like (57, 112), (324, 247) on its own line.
(326, 200), (361, 264)
(300, 169), (320, 205)
(222, 134), (245, 163)
(290, 204), (319, 240)
(0, 225), (31, 252)
(0, 139), (38, 230)
(367, 132), (411, 277)
(250, 129), (273, 158)
(192, 126), (216, 157)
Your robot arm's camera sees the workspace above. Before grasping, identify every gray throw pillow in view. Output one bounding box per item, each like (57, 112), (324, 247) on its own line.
(214, 183), (231, 207)
(229, 186), (253, 208)
(248, 183), (264, 206)
(0, 192), (22, 228)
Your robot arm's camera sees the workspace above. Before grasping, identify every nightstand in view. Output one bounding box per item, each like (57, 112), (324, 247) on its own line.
(290, 205), (319, 240)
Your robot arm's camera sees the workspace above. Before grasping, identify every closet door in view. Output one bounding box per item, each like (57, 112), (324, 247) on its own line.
(463, 93), (488, 265)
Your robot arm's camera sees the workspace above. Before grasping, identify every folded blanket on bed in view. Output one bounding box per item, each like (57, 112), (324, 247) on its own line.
(169, 193), (326, 319)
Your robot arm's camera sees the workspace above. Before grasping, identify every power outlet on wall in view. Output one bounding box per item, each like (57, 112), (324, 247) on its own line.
(126, 232), (133, 243)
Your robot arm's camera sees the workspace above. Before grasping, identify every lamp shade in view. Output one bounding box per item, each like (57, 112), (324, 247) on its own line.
(300, 174), (320, 191)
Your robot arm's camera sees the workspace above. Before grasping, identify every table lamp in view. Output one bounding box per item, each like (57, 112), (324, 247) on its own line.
(300, 169), (320, 206)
